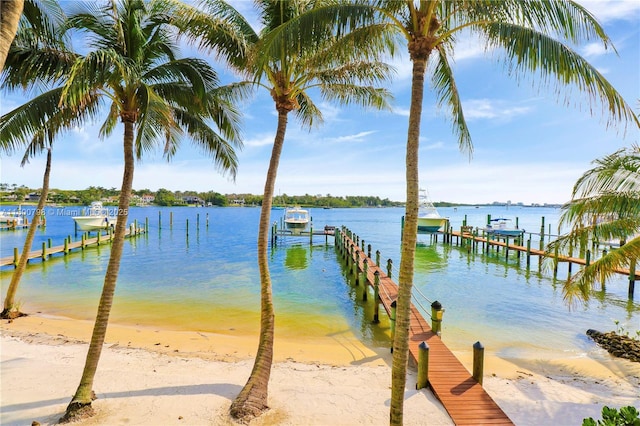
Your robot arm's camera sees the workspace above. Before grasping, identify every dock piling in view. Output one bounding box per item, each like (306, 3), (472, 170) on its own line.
(473, 341), (485, 385)
(416, 342), (429, 390)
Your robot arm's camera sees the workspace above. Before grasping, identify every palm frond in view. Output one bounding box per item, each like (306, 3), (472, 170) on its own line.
(432, 44), (473, 158)
(482, 21), (639, 131)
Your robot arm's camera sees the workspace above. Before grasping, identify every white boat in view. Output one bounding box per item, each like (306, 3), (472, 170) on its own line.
(484, 218), (524, 237)
(0, 206), (25, 226)
(283, 206), (310, 235)
(417, 189), (446, 233)
(72, 201), (118, 231)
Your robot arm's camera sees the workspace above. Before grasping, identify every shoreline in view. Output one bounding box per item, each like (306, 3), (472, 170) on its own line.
(2, 313), (640, 425)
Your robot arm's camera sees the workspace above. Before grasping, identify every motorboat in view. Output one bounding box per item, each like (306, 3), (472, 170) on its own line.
(0, 207), (25, 226)
(484, 218), (524, 237)
(72, 201), (118, 231)
(283, 206), (310, 235)
(417, 189), (446, 233)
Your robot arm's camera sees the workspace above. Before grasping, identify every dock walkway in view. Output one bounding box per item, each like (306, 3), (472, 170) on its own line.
(337, 229), (513, 425)
(1, 227), (144, 268)
(449, 229), (636, 279)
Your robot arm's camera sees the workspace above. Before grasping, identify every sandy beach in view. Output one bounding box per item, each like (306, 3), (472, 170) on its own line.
(1, 314), (639, 426)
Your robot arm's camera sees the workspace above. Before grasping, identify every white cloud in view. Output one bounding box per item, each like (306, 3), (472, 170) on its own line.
(463, 99), (532, 121)
(327, 131), (377, 144)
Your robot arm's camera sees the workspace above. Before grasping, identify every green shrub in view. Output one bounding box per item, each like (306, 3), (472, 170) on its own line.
(583, 406), (640, 426)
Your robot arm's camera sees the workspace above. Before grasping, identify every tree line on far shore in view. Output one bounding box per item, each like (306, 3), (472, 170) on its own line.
(0, 184), (402, 208)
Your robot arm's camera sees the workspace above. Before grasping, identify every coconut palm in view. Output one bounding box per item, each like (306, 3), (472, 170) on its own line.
(0, 0), (76, 319)
(0, 92), (101, 319)
(24, 0), (245, 421)
(351, 1), (640, 424)
(176, 0), (393, 421)
(546, 144), (640, 305)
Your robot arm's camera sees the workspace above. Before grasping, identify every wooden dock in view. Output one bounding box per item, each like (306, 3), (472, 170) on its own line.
(337, 228), (513, 425)
(1, 227), (144, 268)
(448, 228), (637, 281)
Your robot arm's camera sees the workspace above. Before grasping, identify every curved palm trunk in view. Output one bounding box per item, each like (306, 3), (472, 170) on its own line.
(0, 0), (24, 71)
(390, 57), (427, 426)
(1, 148), (51, 319)
(60, 121), (135, 423)
(230, 110), (288, 421)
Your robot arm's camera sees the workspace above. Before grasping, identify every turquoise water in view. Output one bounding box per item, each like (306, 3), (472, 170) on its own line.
(1, 204), (638, 363)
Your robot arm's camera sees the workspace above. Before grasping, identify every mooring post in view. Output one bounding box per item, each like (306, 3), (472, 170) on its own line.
(309, 225), (313, 245)
(431, 301), (444, 336)
(473, 341), (484, 385)
(362, 260), (369, 301)
(97, 231), (101, 245)
(158, 211), (161, 230)
(354, 249), (360, 284)
(367, 243), (372, 259)
(206, 212), (209, 228)
(170, 211), (173, 228)
(186, 219), (189, 239)
(390, 300), (397, 352)
(629, 259), (636, 299)
(13, 247), (18, 266)
(64, 238), (69, 254)
(41, 241), (47, 261)
(376, 250), (381, 267)
(387, 259), (393, 279)
(197, 214), (200, 232)
(416, 342), (429, 390)
(373, 271), (380, 323)
(526, 239), (531, 267)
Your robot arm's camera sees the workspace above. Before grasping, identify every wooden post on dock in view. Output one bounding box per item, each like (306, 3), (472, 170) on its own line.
(170, 211), (173, 228)
(473, 341), (484, 385)
(431, 301), (443, 336)
(362, 260), (369, 301)
(387, 259), (393, 279)
(390, 300), (397, 352)
(373, 271), (380, 323)
(354, 249), (360, 284)
(64, 238), (69, 254)
(13, 248), (18, 266)
(416, 342), (429, 390)
(526, 239), (531, 268)
(41, 242), (47, 261)
(376, 250), (380, 267)
(629, 259), (636, 299)
(159, 211), (162, 230)
(367, 244), (372, 259)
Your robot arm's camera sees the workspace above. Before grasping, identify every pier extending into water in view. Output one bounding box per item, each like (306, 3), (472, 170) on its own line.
(412, 213), (637, 299)
(336, 227), (513, 425)
(0, 224), (145, 268)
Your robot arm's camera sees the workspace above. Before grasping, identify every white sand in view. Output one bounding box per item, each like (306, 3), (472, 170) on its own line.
(1, 315), (639, 426)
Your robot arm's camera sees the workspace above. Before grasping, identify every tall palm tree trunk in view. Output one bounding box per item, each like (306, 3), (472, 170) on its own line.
(1, 147), (51, 319)
(0, 0), (24, 71)
(390, 57), (427, 426)
(230, 110), (288, 421)
(61, 120), (135, 423)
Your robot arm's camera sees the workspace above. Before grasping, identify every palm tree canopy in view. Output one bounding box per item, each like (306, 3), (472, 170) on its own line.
(547, 144), (640, 304)
(180, 0), (395, 129)
(365, 0), (640, 157)
(56, 0), (244, 176)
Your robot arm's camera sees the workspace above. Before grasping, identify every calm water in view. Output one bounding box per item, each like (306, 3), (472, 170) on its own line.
(1, 204), (638, 363)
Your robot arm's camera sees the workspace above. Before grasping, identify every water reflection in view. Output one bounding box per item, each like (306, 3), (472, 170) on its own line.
(285, 244), (308, 270)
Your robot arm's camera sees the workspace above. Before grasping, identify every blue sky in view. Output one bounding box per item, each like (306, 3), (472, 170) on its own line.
(1, 0), (638, 204)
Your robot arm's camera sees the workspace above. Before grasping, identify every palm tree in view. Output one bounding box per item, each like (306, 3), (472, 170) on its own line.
(0, 0), (75, 319)
(0, 94), (101, 319)
(9, 0), (246, 421)
(546, 144), (640, 305)
(353, 1), (640, 424)
(177, 0), (393, 421)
